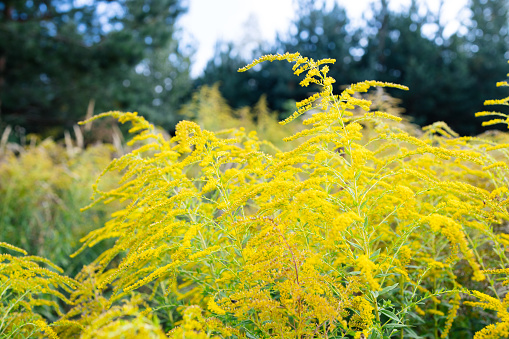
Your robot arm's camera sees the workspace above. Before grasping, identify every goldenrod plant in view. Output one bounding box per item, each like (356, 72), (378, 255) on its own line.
(2, 53), (509, 338)
(0, 136), (122, 275)
(179, 84), (303, 152)
(0, 242), (77, 338)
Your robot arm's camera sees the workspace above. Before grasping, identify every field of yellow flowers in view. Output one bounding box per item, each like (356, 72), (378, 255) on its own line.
(2, 52), (509, 338)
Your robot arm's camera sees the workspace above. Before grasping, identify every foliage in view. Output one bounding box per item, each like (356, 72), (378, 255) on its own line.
(197, 0), (509, 136)
(2, 50), (509, 338)
(0, 128), (122, 275)
(197, 0), (360, 122)
(29, 52), (505, 338)
(179, 83), (303, 152)
(357, 0), (509, 136)
(0, 242), (77, 339)
(0, 0), (192, 135)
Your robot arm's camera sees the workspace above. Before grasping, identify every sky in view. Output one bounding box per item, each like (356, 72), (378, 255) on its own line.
(178, 0), (470, 77)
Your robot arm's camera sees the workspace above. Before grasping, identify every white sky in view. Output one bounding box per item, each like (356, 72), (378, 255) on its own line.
(178, 0), (470, 77)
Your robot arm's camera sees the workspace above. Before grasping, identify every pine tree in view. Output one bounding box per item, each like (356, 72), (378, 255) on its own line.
(0, 0), (192, 135)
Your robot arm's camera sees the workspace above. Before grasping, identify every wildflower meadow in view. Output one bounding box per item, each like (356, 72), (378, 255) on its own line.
(2, 51), (509, 339)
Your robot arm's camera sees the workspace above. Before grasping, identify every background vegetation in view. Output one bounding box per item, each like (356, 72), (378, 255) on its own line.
(1, 0), (508, 136)
(2, 0), (509, 338)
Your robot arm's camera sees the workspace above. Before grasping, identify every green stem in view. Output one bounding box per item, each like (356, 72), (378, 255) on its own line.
(374, 295), (380, 324)
(400, 274), (405, 339)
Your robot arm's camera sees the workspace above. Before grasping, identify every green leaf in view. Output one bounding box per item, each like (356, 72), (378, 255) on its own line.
(406, 311), (425, 323)
(359, 199), (368, 210)
(355, 170), (362, 181)
(384, 323), (407, 329)
(405, 327), (423, 339)
(380, 283), (399, 295)
(370, 248), (381, 260)
(368, 329), (383, 339)
(347, 240), (364, 251)
(380, 309), (401, 323)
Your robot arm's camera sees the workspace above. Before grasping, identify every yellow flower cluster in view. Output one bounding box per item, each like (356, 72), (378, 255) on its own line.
(15, 52), (507, 339)
(0, 243), (78, 338)
(464, 291), (509, 339)
(483, 161), (509, 171)
(356, 255), (380, 290)
(237, 52), (301, 72)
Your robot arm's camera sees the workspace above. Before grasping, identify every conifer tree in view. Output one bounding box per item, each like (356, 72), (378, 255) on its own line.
(197, 0), (357, 120)
(0, 0), (192, 135)
(196, 0), (509, 135)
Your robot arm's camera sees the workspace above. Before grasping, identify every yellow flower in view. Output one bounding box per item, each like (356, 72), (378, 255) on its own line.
(207, 297), (226, 315)
(356, 255), (380, 290)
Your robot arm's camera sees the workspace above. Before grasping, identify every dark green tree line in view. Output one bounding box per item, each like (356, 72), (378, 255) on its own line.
(197, 0), (509, 135)
(0, 0), (192, 136)
(196, 0), (360, 121)
(2, 0), (508, 136)
(358, 0), (509, 134)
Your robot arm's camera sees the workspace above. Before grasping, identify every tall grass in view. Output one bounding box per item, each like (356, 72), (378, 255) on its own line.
(0, 127), (122, 276)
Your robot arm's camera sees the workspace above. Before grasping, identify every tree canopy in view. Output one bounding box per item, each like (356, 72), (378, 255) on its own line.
(2, 0), (508, 136)
(197, 0), (509, 135)
(0, 0), (192, 136)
